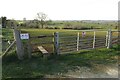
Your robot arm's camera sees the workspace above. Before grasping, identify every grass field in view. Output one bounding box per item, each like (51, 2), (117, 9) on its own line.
(2, 45), (119, 78)
(2, 28), (118, 40)
(2, 28), (119, 78)
(21, 29), (118, 38)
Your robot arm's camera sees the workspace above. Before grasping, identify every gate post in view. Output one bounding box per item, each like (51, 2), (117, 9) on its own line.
(27, 34), (32, 59)
(105, 31), (108, 46)
(107, 30), (112, 49)
(93, 31), (96, 48)
(77, 32), (79, 51)
(13, 29), (24, 60)
(54, 32), (59, 54)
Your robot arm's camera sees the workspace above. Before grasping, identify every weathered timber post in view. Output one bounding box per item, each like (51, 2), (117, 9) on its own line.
(54, 32), (59, 54)
(13, 29), (24, 60)
(27, 34), (32, 59)
(77, 32), (79, 51)
(93, 31), (96, 48)
(106, 31), (108, 47)
(107, 30), (112, 49)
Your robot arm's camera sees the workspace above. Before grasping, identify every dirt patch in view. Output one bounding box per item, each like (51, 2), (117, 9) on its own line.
(45, 63), (118, 78)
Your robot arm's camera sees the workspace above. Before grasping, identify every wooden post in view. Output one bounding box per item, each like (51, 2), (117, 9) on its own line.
(13, 29), (24, 60)
(105, 31), (108, 47)
(27, 34), (31, 59)
(77, 32), (79, 51)
(54, 32), (59, 54)
(107, 30), (112, 49)
(93, 31), (96, 48)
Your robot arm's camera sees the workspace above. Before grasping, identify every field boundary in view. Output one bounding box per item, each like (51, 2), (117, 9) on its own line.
(3, 29), (119, 60)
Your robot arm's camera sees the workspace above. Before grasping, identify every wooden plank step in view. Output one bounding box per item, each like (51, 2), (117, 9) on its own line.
(38, 46), (48, 54)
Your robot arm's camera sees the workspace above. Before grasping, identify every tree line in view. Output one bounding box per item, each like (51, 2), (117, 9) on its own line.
(0, 12), (118, 30)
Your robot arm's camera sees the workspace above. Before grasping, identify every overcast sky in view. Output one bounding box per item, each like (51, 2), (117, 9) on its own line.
(0, 0), (119, 20)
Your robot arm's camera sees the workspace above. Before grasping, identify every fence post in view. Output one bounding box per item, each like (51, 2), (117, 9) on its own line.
(54, 32), (59, 54)
(93, 31), (96, 48)
(77, 32), (79, 51)
(13, 29), (24, 60)
(105, 31), (108, 47)
(107, 30), (112, 49)
(27, 34), (32, 59)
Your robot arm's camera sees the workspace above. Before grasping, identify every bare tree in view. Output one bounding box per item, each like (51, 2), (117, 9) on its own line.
(36, 12), (47, 28)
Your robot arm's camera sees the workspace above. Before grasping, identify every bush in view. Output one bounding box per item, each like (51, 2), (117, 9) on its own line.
(62, 27), (73, 29)
(45, 27), (54, 29)
(54, 27), (60, 29)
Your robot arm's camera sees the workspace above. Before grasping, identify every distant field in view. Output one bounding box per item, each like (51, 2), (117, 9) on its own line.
(2, 28), (118, 38)
(21, 29), (118, 36)
(22, 29), (118, 37)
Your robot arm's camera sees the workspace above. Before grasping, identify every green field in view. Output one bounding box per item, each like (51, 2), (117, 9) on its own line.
(2, 45), (119, 78)
(2, 28), (118, 40)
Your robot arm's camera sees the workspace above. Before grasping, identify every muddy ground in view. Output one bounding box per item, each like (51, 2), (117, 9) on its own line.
(45, 63), (118, 78)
